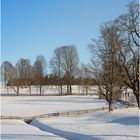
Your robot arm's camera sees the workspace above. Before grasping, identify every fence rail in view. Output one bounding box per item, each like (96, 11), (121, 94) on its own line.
(1, 105), (136, 124)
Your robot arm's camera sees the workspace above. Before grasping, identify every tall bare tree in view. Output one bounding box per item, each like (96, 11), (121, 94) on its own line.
(115, 0), (139, 107)
(50, 45), (79, 95)
(16, 58), (32, 87)
(79, 64), (93, 95)
(1, 61), (15, 87)
(50, 48), (64, 95)
(33, 55), (46, 95)
(60, 45), (79, 95)
(89, 23), (124, 111)
(1, 61), (22, 95)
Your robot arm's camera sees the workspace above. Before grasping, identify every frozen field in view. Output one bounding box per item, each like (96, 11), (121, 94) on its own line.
(0, 86), (99, 95)
(31, 108), (139, 140)
(1, 87), (139, 140)
(1, 95), (107, 117)
(1, 120), (65, 140)
(1, 108), (139, 140)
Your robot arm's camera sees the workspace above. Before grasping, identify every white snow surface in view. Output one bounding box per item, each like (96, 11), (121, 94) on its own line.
(31, 108), (139, 140)
(1, 87), (139, 140)
(1, 95), (107, 117)
(0, 85), (99, 95)
(1, 120), (65, 140)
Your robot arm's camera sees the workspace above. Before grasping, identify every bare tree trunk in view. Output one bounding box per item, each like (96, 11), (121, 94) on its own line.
(109, 91), (113, 111)
(59, 80), (63, 95)
(109, 102), (113, 111)
(35, 86), (38, 94)
(60, 85), (63, 95)
(86, 86), (88, 95)
(39, 85), (42, 96)
(67, 85), (71, 95)
(69, 84), (72, 95)
(134, 91), (139, 107)
(67, 85), (69, 95)
(29, 86), (31, 94)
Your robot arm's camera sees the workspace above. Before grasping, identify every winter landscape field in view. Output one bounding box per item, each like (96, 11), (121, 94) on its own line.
(1, 0), (139, 139)
(0, 86), (139, 140)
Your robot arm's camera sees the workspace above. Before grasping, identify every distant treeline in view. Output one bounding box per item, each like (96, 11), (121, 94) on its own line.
(7, 74), (96, 86)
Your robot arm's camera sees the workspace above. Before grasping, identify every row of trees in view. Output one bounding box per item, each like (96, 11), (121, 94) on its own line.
(1, 46), (95, 95)
(1, 1), (139, 110)
(89, 1), (139, 110)
(1, 55), (46, 95)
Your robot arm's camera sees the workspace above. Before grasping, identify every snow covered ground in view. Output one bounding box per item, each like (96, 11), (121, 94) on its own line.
(1, 95), (107, 117)
(0, 85), (99, 95)
(1, 120), (65, 140)
(1, 87), (139, 140)
(31, 108), (139, 140)
(1, 108), (139, 140)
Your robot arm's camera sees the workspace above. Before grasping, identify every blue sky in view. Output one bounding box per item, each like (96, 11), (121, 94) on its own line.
(1, 0), (132, 69)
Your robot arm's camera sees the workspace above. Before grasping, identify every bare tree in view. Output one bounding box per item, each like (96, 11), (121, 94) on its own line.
(11, 76), (20, 95)
(89, 23), (124, 111)
(60, 45), (79, 95)
(1, 61), (15, 88)
(16, 58), (32, 87)
(79, 64), (93, 95)
(33, 55), (46, 95)
(1, 61), (16, 93)
(115, 1), (139, 107)
(15, 58), (33, 94)
(1, 61), (22, 95)
(27, 65), (33, 94)
(50, 48), (64, 95)
(50, 46), (79, 95)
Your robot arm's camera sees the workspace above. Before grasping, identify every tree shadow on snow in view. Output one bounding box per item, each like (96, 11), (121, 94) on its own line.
(108, 116), (139, 125)
(33, 123), (101, 140)
(32, 123), (139, 140)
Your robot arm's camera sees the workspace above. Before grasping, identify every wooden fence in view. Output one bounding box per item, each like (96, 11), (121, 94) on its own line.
(1, 105), (136, 124)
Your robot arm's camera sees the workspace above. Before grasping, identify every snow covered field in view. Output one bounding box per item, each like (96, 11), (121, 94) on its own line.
(1, 95), (107, 117)
(0, 86), (99, 95)
(1, 87), (139, 140)
(31, 108), (139, 140)
(1, 120), (65, 140)
(1, 108), (139, 140)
